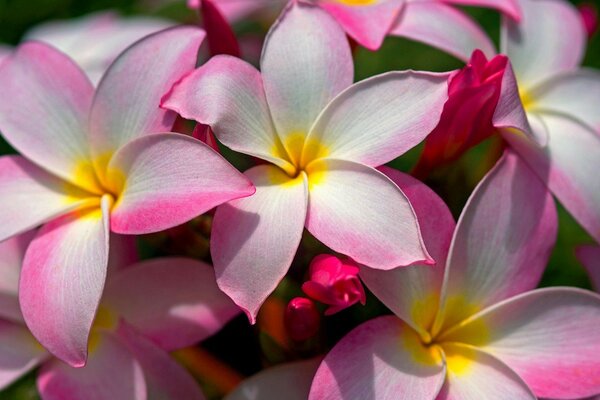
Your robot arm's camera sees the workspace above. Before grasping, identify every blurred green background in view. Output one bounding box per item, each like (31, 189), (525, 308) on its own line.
(0, 0), (599, 398)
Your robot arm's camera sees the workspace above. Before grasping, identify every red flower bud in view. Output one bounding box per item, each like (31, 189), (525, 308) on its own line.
(284, 297), (320, 342)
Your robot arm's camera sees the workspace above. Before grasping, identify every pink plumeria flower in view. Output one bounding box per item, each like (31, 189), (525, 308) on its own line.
(226, 358), (320, 400)
(302, 254), (366, 315)
(0, 28), (254, 367)
(310, 151), (600, 399)
(23, 11), (172, 85)
(0, 232), (240, 400)
(163, 1), (450, 322)
(577, 246), (600, 292)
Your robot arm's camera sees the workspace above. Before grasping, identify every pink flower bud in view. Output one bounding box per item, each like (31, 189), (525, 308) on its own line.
(302, 254), (366, 316)
(284, 297), (320, 342)
(579, 3), (599, 39)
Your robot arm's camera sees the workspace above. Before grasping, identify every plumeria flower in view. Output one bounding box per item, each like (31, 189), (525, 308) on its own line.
(577, 245), (600, 292)
(226, 358), (321, 400)
(302, 254), (366, 315)
(0, 232), (239, 400)
(0, 28), (254, 366)
(310, 151), (600, 399)
(163, 1), (450, 321)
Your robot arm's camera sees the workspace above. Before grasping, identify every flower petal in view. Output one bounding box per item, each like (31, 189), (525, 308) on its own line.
(0, 42), (96, 191)
(501, 0), (586, 89)
(0, 155), (94, 242)
(390, 2), (495, 62)
(434, 150), (557, 334)
(104, 257), (239, 351)
(440, 288), (600, 399)
(0, 231), (35, 323)
(577, 245), (600, 291)
(306, 159), (431, 270)
(444, 0), (521, 21)
(116, 322), (205, 400)
(307, 71), (449, 168)
(437, 343), (535, 400)
(309, 316), (445, 400)
(37, 331), (146, 400)
(89, 26), (205, 171)
(162, 55), (291, 170)
(108, 133), (254, 235)
(0, 320), (47, 390)
(212, 165), (308, 323)
(318, 0), (404, 50)
(226, 358), (320, 400)
(503, 113), (600, 243)
(527, 69), (600, 132)
(261, 1), (353, 142)
(359, 167), (454, 335)
(19, 196), (111, 367)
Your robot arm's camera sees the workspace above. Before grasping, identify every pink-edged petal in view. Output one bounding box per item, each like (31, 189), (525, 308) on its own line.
(440, 288), (600, 399)
(501, 0), (586, 89)
(162, 55), (291, 170)
(577, 246), (600, 291)
(318, 0), (404, 50)
(0, 42), (97, 192)
(37, 331), (146, 400)
(306, 159), (432, 270)
(209, 0), (272, 22)
(390, 2), (495, 62)
(436, 343), (535, 400)
(443, 0), (521, 21)
(503, 113), (600, 243)
(359, 167), (454, 335)
(212, 165), (308, 323)
(19, 196), (111, 367)
(116, 322), (205, 400)
(0, 320), (47, 390)
(306, 71), (449, 168)
(108, 133), (254, 235)
(104, 257), (239, 351)
(261, 1), (353, 142)
(200, 0), (241, 57)
(309, 316), (445, 400)
(226, 358), (320, 400)
(492, 61), (537, 143)
(527, 69), (600, 133)
(89, 26), (205, 173)
(434, 150), (557, 334)
(0, 155), (95, 242)
(0, 231), (35, 323)
(0, 45), (10, 65)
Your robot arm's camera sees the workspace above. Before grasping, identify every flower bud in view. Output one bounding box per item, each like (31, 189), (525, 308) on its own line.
(579, 3), (599, 39)
(284, 297), (320, 342)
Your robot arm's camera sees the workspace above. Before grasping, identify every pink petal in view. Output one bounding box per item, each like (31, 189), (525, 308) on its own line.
(116, 322), (205, 400)
(435, 150), (557, 333)
(104, 257), (239, 351)
(318, 0), (404, 50)
(503, 113), (600, 243)
(227, 358), (321, 400)
(309, 316), (446, 400)
(19, 196), (111, 367)
(307, 71), (449, 167)
(200, 0), (241, 57)
(436, 343), (535, 400)
(0, 320), (47, 390)
(37, 331), (146, 400)
(444, 0), (521, 21)
(0, 45), (10, 65)
(501, 0), (586, 89)
(0, 231), (35, 323)
(89, 26), (205, 172)
(440, 288), (600, 399)
(212, 165), (308, 323)
(305, 159), (432, 270)
(527, 70), (600, 133)
(108, 133), (254, 235)
(0, 42), (97, 192)
(390, 2), (495, 62)
(261, 1), (353, 142)
(0, 155), (94, 242)
(162, 55), (291, 170)
(208, 0), (272, 23)
(359, 167), (454, 335)
(577, 245), (600, 291)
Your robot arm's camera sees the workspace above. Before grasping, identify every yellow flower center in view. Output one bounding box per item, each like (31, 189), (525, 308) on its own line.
(270, 133), (330, 188)
(337, 0), (376, 5)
